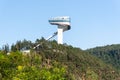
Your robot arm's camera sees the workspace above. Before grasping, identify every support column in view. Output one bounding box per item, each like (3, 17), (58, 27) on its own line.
(58, 26), (63, 44)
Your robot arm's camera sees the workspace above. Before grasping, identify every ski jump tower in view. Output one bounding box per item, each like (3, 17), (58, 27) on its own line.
(49, 16), (71, 44)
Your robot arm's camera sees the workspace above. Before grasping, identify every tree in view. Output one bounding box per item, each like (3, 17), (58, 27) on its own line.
(2, 44), (9, 54)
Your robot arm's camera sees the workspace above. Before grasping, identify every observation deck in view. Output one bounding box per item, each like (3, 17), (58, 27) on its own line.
(49, 16), (70, 26)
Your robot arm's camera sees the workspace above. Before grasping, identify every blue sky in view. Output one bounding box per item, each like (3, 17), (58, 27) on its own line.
(0, 0), (120, 49)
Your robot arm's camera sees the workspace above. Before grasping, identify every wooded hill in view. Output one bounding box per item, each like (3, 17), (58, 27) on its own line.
(87, 44), (120, 71)
(0, 38), (120, 80)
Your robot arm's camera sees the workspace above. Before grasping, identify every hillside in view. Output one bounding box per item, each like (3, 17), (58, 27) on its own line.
(87, 44), (120, 70)
(0, 39), (120, 80)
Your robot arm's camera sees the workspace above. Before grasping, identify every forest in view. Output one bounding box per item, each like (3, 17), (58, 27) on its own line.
(0, 38), (120, 80)
(87, 44), (120, 71)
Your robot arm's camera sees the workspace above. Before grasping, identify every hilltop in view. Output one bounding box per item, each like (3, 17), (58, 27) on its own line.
(0, 38), (120, 80)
